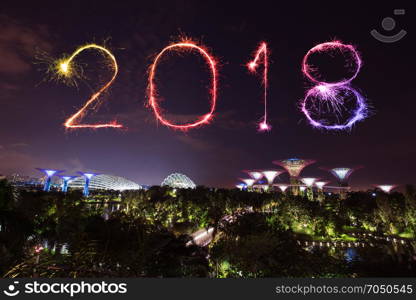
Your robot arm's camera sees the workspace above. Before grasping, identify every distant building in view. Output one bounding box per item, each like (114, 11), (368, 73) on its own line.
(161, 173), (196, 189)
(7, 173), (42, 187)
(68, 174), (142, 192)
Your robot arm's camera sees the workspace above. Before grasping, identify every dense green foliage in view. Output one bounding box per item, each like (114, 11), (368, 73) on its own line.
(1, 180), (415, 277)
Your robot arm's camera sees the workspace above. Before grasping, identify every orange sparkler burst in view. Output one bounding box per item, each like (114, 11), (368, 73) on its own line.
(55, 44), (123, 129)
(247, 42), (271, 131)
(148, 41), (218, 130)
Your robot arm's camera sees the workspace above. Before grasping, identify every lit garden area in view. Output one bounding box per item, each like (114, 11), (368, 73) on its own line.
(1, 179), (415, 278)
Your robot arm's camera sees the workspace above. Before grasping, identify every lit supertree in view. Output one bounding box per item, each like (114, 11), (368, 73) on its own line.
(298, 185), (307, 197)
(301, 177), (317, 201)
(273, 158), (316, 194)
(259, 184), (271, 192)
(315, 181), (329, 202)
(261, 170), (285, 186)
(315, 181), (329, 189)
(236, 183), (245, 191)
(240, 178), (256, 190)
(36, 169), (63, 192)
(276, 184), (289, 192)
(301, 177), (317, 187)
(274, 158), (316, 178)
(59, 175), (77, 193)
(328, 167), (360, 186)
(326, 167), (361, 199)
(376, 185), (397, 193)
(79, 172), (98, 196)
(244, 170), (263, 181)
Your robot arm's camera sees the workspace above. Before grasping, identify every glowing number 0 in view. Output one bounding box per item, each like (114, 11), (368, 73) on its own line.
(58, 44), (123, 129)
(148, 42), (218, 130)
(301, 41), (368, 130)
(247, 42), (271, 131)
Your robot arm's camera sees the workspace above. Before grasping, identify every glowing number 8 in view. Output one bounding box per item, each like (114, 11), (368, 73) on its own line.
(58, 44), (123, 129)
(301, 41), (368, 130)
(148, 42), (218, 130)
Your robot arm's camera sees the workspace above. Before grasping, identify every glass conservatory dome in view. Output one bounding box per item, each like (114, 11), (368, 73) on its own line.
(161, 173), (196, 189)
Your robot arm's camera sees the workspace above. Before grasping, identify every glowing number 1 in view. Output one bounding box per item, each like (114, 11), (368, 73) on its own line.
(247, 42), (271, 131)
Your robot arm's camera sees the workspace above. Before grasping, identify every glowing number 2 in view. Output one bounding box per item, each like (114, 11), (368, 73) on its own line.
(247, 42), (271, 131)
(148, 42), (218, 130)
(59, 44), (123, 129)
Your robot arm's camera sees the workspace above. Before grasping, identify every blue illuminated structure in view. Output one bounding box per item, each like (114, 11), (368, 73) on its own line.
(36, 169), (64, 192)
(79, 172), (98, 196)
(59, 175), (77, 193)
(235, 183), (246, 191)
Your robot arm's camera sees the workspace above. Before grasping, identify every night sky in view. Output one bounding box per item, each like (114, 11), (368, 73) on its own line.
(0, 0), (415, 189)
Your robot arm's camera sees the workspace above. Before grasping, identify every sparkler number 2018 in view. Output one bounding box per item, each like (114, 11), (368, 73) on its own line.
(51, 39), (368, 132)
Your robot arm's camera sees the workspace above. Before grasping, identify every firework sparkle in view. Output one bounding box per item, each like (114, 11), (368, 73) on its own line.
(301, 41), (368, 130)
(53, 44), (123, 129)
(301, 85), (368, 130)
(247, 42), (271, 131)
(148, 40), (218, 130)
(302, 40), (361, 86)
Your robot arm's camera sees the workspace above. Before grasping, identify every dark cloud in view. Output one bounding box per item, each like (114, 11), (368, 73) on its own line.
(175, 135), (214, 151)
(0, 15), (52, 74)
(9, 142), (29, 148)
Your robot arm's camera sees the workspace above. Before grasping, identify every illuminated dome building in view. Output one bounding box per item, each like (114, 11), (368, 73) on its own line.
(68, 174), (142, 192)
(161, 173), (196, 189)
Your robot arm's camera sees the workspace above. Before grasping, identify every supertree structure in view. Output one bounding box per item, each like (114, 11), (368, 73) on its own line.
(79, 172), (98, 196)
(261, 170), (285, 186)
(59, 175), (77, 193)
(315, 181), (329, 202)
(376, 185), (397, 193)
(326, 166), (362, 199)
(235, 184), (245, 191)
(36, 169), (63, 192)
(273, 158), (316, 195)
(273, 158), (316, 177)
(315, 181), (329, 190)
(301, 177), (317, 201)
(240, 178), (256, 190)
(301, 177), (317, 187)
(328, 167), (361, 186)
(244, 170), (263, 182)
(276, 184), (289, 192)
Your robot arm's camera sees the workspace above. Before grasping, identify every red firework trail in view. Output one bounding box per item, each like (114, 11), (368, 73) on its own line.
(247, 42), (271, 131)
(148, 41), (218, 130)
